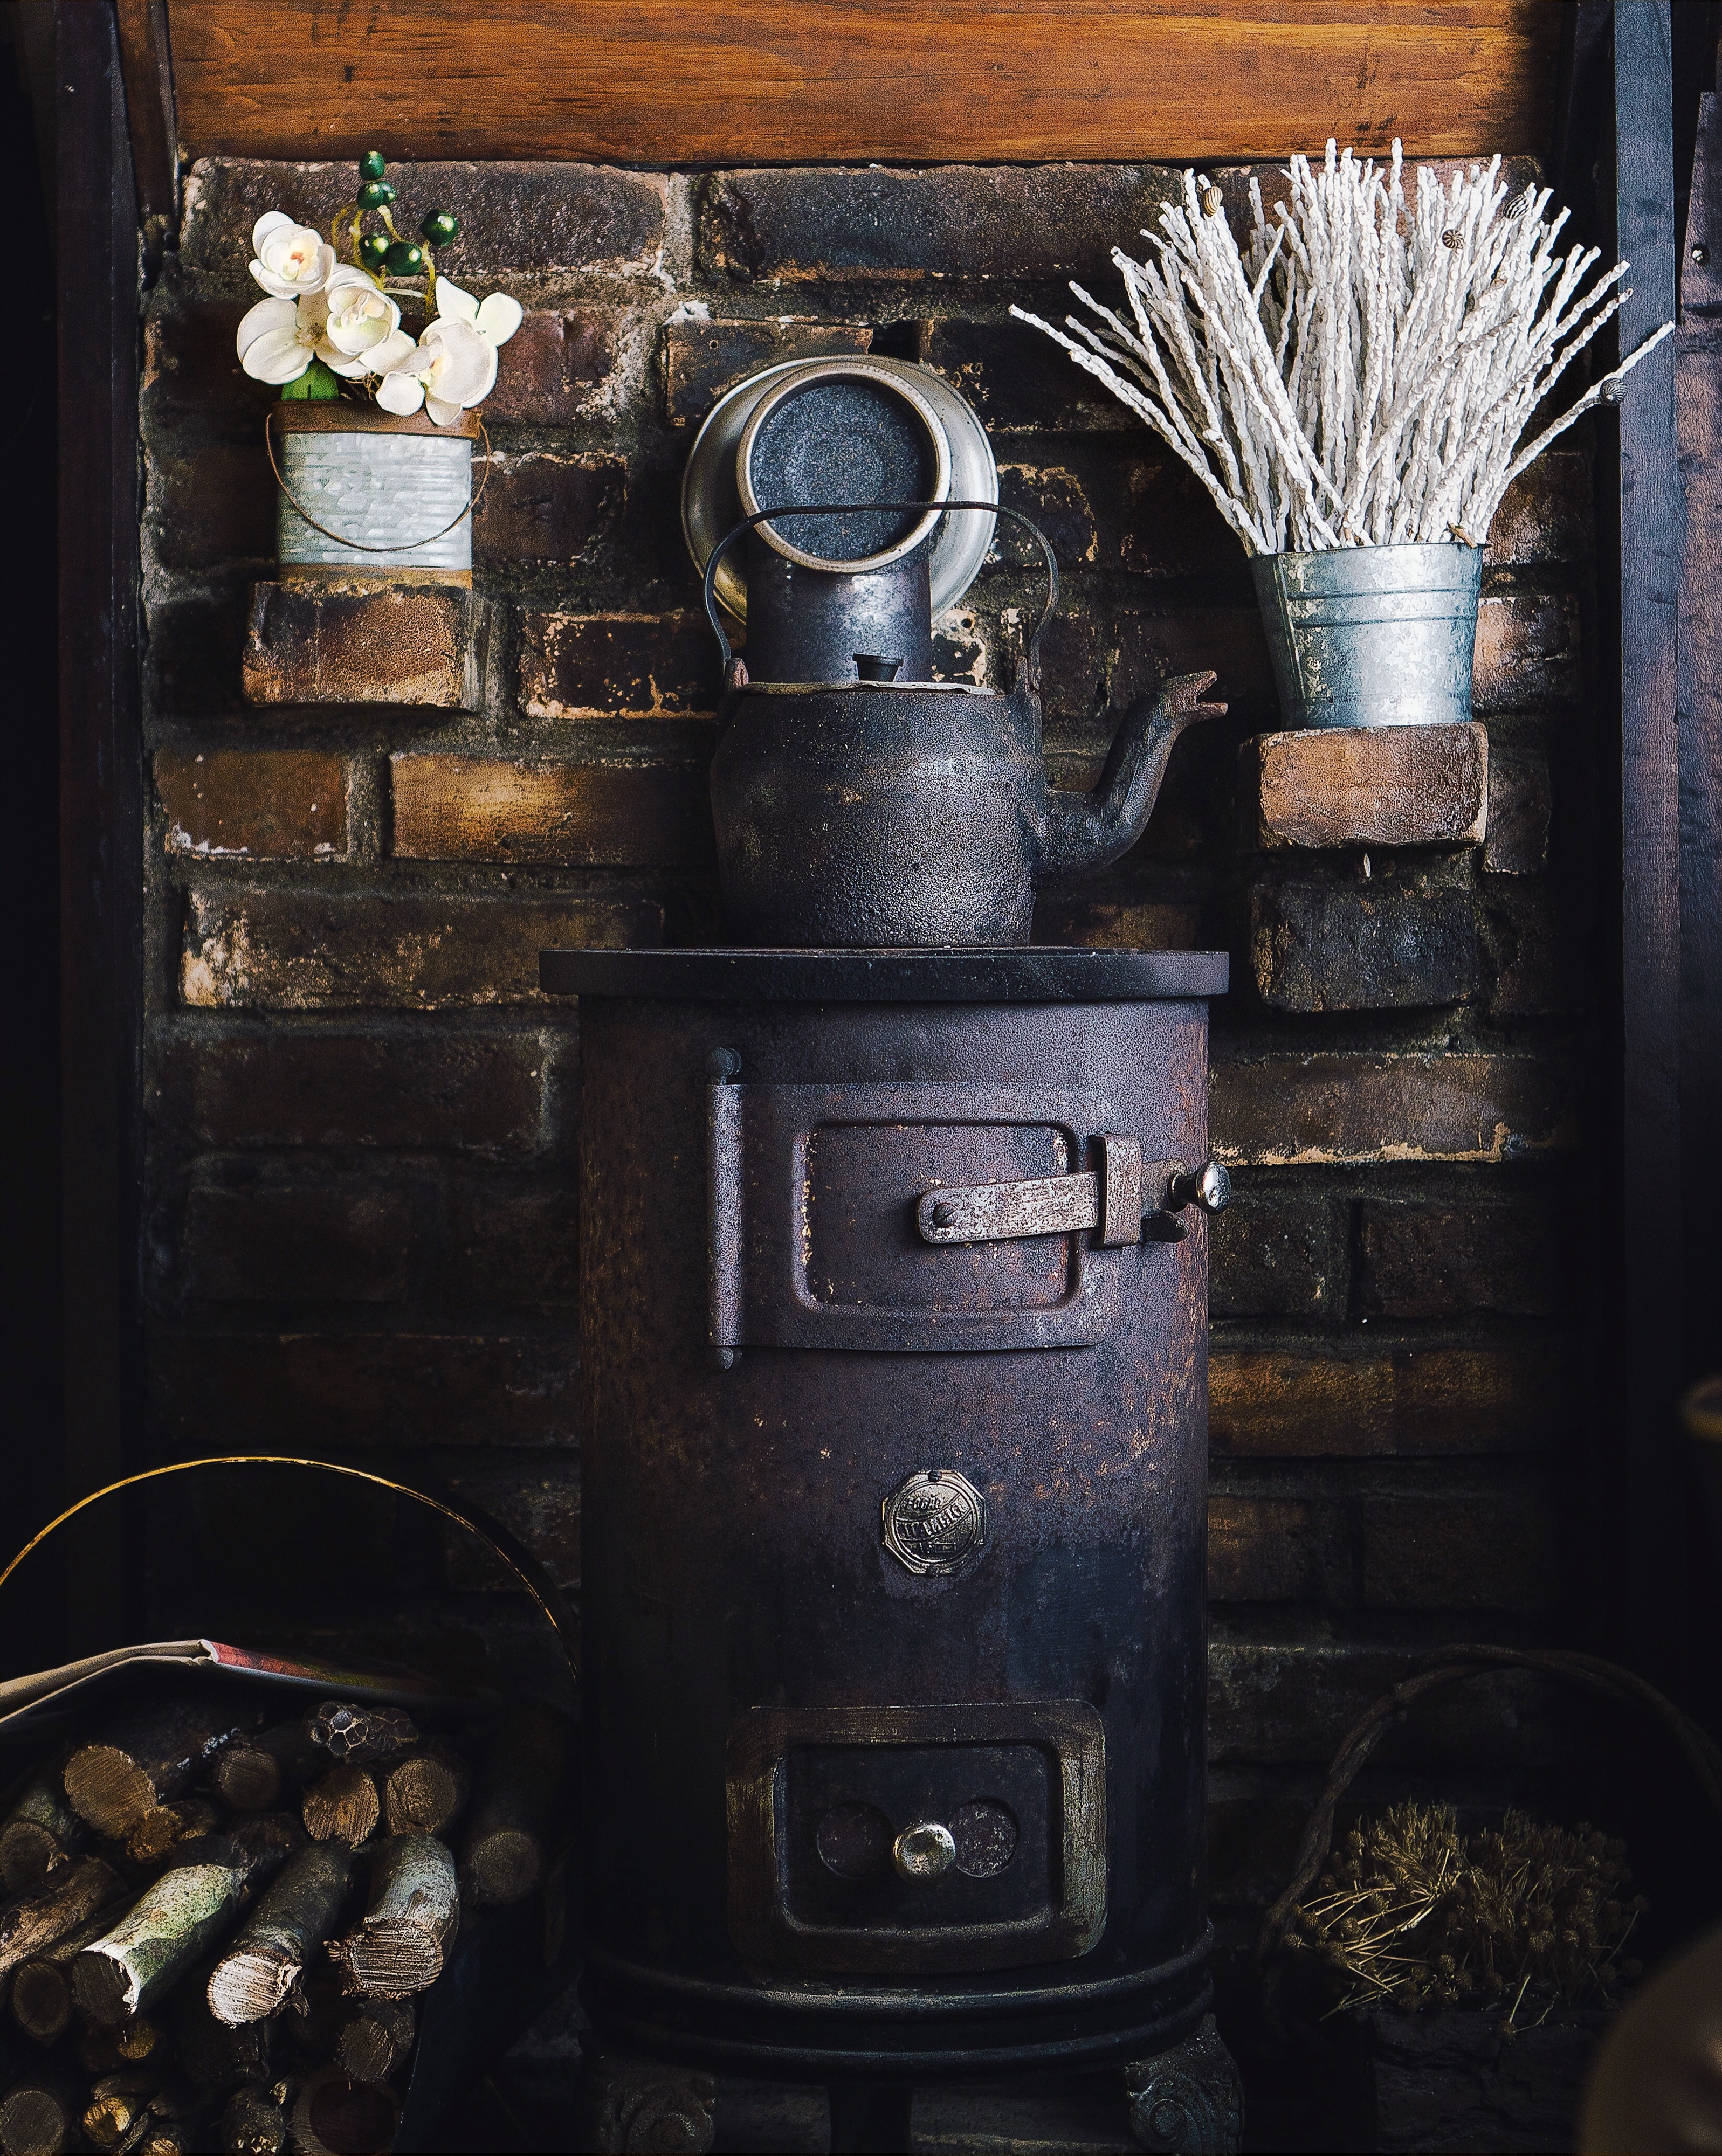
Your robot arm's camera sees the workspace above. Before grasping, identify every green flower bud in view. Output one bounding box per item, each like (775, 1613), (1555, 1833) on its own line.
(384, 239), (425, 277)
(420, 210), (460, 246)
(359, 150), (388, 182)
(357, 178), (397, 209)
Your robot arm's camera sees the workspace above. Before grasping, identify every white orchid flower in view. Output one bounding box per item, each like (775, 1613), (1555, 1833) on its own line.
(376, 316), (496, 425)
(319, 266), (415, 379)
(236, 291), (332, 384)
(432, 279), (524, 349)
(249, 211), (336, 299)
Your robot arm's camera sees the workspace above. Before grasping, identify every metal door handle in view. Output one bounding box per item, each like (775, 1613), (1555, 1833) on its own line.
(915, 1144), (1228, 1249)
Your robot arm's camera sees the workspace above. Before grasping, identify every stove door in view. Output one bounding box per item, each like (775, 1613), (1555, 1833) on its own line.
(726, 1701), (1106, 1973)
(710, 1081), (1125, 1352)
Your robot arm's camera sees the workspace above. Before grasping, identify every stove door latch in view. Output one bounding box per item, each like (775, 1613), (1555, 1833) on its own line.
(915, 1140), (1230, 1249)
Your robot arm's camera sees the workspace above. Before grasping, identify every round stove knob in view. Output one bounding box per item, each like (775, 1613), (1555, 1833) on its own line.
(1167, 1159), (1231, 1215)
(892, 1821), (956, 1882)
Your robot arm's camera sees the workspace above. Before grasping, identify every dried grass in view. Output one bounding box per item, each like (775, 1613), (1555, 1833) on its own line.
(1014, 142), (1674, 555)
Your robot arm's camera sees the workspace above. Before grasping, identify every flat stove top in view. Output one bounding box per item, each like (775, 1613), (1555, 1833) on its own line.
(538, 946), (1229, 1001)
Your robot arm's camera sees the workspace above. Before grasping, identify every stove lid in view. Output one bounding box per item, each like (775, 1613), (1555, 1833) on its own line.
(537, 946), (1229, 1001)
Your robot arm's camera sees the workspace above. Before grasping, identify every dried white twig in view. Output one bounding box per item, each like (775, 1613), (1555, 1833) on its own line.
(1012, 142), (1674, 554)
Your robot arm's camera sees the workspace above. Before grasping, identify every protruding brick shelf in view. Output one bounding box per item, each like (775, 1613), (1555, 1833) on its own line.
(1242, 721), (1489, 852)
(242, 583), (482, 708)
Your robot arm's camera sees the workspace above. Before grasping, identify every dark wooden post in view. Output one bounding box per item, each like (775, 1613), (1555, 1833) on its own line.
(57, 0), (143, 1651)
(1600, 1), (1685, 1664)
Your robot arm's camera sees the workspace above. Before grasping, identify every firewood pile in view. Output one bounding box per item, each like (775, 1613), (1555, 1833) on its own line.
(0, 1691), (567, 2155)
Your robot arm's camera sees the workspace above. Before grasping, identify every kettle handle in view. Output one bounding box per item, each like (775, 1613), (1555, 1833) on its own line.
(700, 501), (1059, 677)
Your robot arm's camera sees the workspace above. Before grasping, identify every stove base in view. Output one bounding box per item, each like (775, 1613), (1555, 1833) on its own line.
(570, 2017), (1243, 2154)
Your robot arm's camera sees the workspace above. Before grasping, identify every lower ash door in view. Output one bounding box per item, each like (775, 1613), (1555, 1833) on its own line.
(726, 1703), (1106, 1973)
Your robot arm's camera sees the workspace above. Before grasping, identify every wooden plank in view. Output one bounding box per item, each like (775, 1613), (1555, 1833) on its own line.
(1606, 2), (1684, 1664)
(114, 0), (177, 235)
(164, 0), (1560, 166)
(57, 1), (144, 1651)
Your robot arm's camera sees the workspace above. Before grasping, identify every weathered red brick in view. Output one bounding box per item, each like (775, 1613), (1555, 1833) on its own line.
(662, 317), (874, 426)
(442, 1459), (580, 1590)
(148, 441), (275, 571)
(1473, 593), (1581, 709)
(1209, 1338), (1583, 1457)
(1242, 724), (1488, 852)
(1360, 1491), (1558, 1612)
(445, 1187), (580, 1308)
(921, 317), (1132, 432)
(1251, 882), (1480, 1012)
(1114, 606), (1276, 730)
(1209, 1183), (1348, 1319)
(242, 584), (481, 710)
(142, 291), (259, 432)
(472, 452), (625, 566)
(1485, 887), (1588, 1017)
(153, 1032), (554, 1153)
(149, 1332), (577, 1448)
(484, 309), (626, 425)
(390, 754), (712, 868)
(1483, 742), (1553, 875)
(1356, 1196), (1564, 1319)
(517, 611), (715, 718)
(156, 750), (349, 860)
(182, 158), (669, 286)
(180, 890), (660, 1010)
(1484, 451), (1592, 565)
(1207, 1495), (1334, 1602)
(697, 164), (1183, 284)
(181, 1182), (416, 1302)
(1211, 1052), (1580, 1165)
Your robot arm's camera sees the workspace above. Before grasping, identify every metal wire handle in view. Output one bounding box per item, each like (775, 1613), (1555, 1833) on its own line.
(700, 501), (1060, 674)
(265, 407), (493, 555)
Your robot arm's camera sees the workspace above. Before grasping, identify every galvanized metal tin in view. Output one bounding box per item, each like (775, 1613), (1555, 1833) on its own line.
(1251, 542), (1483, 728)
(554, 947), (1227, 2078)
(276, 413), (476, 579)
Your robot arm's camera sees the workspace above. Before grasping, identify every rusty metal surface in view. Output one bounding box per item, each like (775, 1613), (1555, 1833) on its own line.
(539, 947), (1229, 1000)
(575, 979), (1216, 2073)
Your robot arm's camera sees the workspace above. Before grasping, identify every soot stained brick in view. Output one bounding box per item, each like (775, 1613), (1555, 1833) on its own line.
(1483, 744), (1553, 875)
(1360, 1492), (1558, 1613)
(484, 309), (627, 424)
(447, 1187), (580, 1308)
(443, 1460), (581, 1589)
(1252, 882), (1480, 1011)
(182, 1181), (416, 1303)
(1484, 452), (1592, 565)
(182, 160), (669, 286)
(1473, 594), (1582, 710)
(473, 452), (626, 566)
(697, 164), (1184, 284)
(154, 1033), (552, 1154)
(181, 889), (662, 1010)
(149, 441), (275, 571)
(662, 317), (874, 425)
(1209, 1181), (1347, 1318)
(1485, 887), (1589, 1017)
(1207, 1495), (1338, 1603)
(920, 318), (1129, 431)
(1356, 1196), (1564, 1318)
(391, 754), (713, 868)
(518, 611), (717, 717)
(1211, 1053), (1580, 1165)
(1030, 897), (1202, 949)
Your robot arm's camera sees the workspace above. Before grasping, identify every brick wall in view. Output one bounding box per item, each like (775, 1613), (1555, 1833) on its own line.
(141, 155), (1595, 1960)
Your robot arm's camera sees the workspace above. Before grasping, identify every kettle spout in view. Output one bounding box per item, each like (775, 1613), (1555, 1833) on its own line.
(1038, 669), (1226, 884)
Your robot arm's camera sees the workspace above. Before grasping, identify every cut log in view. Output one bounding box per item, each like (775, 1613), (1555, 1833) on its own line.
(9, 1905), (133, 2044)
(381, 1744), (469, 1840)
(63, 1701), (246, 1838)
(0, 1774), (84, 1892)
(0, 1856), (125, 1981)
(327, 1836), (458, 1999)
(82, 2073), (158, 2152)
(302, 1703), (417, 1771)
(175, 1983), (274, 2092)
(78, 2016), (164, 2074)
(458, 1705), (569, 1907)
(211, 1727), (320, 1815)
(72, 1834), (290, 2025)
(333, 1998), (414, 2085)
(290, 2069), (400, 2156)
(207, 1844), (354, 2027)
(0, 2071), (79, 2155)
(300, 1768), (378, 1849)
(126, 1800), (218, 1867)
(136, 2123), (190, 2156)
(219, 2085), (287, 2156)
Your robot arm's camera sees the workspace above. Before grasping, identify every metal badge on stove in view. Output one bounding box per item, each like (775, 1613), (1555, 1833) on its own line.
(881, 1469), (987, 1576)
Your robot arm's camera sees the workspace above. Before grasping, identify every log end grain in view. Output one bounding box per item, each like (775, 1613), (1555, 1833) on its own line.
(301, 1767), (380, 1849)
(61, 1747), (156, 1838)
(327, 1917), (445, 2000)
(0, 1821), (64, 1894)
(332, 1998), (415, 2084)
(0, 2079), (77, 2156)
(293, 2070), (400, 2156)
(207, 1946), (296, 2029)
(458, 1827), (542, 1907)
(381, 1752), (466, 1840)
(212, 1747), (284, 1814)
(219, 2085), (287, 2156)
(9, 1958), (73, 2045)
(71, 1943), (139, 2027)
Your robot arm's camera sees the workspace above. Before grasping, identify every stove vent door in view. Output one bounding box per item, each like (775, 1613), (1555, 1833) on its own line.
(710, 1081), (1129, 1352)
(726, 1701), (1106, 1974)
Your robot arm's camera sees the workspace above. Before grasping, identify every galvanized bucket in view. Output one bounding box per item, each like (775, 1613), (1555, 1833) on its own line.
(271, 406), (481, 582)
(1250, 542), (1483, 728)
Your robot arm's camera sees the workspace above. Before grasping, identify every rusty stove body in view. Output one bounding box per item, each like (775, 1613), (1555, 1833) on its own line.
(543, 946), (1229, 2083)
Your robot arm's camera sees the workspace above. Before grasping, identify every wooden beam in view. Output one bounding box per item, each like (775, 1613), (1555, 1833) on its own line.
(163, 0), (1560, 167)
(1600, 2), (1684, 1666)
(57, 0), (143, 1653)
(114, 0), (176, 233)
